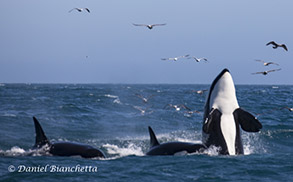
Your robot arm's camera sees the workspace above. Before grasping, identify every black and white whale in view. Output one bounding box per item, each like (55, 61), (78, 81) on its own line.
(146, 126), (206, 155)
(33, 117), (105, 158)
(203, 68), (262, 155)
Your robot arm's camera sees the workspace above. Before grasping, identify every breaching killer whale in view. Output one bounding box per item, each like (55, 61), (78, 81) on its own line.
(146, 126), (206, 155)
(33, 117), (105, 158)
(203, 68), (262, 155)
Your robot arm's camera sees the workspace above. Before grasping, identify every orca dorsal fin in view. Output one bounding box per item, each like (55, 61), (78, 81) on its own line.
(233, 108), (262, 132)
(148, 126), (160, 147)
(33, 117), (50, 148)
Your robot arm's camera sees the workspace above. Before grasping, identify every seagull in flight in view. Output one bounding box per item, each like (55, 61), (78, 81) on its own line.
(161, 55), (189, 61)
(185, 110), (201, 114)
(135, 94), (154, 103)
(281, 107), (293, 112)
(133, 106), (153, 115)
(69, 8), (90, 13)
(266, 41), (288, 51)
(188, 57), (208, 63)
(251, 69), (281, 75)
(132, 23), (166, 30)
(165, 104), (191, 111)
(255, 60), (279, 66)
(191, 89), (208, 95)
(184, 110), (201, 117)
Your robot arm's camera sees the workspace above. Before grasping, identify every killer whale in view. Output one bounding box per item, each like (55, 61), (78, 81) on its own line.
(33, 117), (105, 158)
(146, 126), (206, 155)
(203, 68), (262, 155)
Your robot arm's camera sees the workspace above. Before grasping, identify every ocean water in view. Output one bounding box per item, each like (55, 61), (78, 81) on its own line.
(0, 84), (292, 182)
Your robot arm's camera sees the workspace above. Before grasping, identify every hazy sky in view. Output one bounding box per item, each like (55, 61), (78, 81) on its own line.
(0, 0), (292, 84)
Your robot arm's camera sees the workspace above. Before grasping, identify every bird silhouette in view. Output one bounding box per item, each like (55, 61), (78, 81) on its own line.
(192, 89), (208, 95)
(281, 107), (293, 112)
(251, 69), (281, 75)
(69, 8), (90, 13)
(266, 41), (288, 51)
(189, 57), (208, 62)
(135, 94), (154, 103)
(255, 60), (279, 66)
(161, 55), (189, 61)
(165, 104), (191, 111)
(132, 23), (166, 30)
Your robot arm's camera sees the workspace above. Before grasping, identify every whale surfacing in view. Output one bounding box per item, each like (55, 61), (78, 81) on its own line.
(203, 68), (262, 155)
(33, 117), (105, 158)
(146, 126), (206, 155)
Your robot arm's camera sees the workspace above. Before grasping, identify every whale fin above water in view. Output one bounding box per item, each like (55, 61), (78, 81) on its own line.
(148, 126), (160, 147)
(233, 108), (262, 132)
(33, 117), (50, 148)
(146, 126), (207, 155)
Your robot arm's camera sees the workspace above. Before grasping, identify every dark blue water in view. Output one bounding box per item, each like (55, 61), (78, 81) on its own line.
(0, 84), (292, 181)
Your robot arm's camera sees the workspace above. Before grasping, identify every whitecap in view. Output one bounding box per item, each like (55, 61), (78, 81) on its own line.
(203, 145), (221, 156)
(103, 143), (144, 157)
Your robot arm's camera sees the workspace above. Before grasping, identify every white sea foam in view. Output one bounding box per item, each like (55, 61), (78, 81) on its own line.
(103, 143), (144, 157)
(0, 145), (51, 157)
(0, 146), (26, 156)
(2, 113), (17, 117)
(104, 94), (122, 104)
(8, 146), (26, 154)
(242, 132), (266, 155)
(203, 145), (221, 156)
(104, 94), (118, 99)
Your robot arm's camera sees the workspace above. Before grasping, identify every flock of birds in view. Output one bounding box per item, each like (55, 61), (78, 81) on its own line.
(159, 40), (287, 75)
(250, 41), (288, 75)
(133, 91), (205, 117)
(67, 7), (291, 114)
(133, 88), (292, 118)
(68, 7), (289, 77)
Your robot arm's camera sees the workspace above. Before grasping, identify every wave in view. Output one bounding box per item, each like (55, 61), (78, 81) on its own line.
(103, 143), (144, 159)
(0, 146), (50, 157)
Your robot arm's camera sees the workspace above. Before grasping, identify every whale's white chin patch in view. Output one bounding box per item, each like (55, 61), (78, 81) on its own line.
(209, 72), (239, 112)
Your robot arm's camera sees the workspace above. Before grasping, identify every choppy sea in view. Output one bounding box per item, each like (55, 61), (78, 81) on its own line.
(0, 84), (292, 182)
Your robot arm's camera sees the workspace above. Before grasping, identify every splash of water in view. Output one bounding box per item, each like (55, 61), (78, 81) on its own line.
(103, 143), (144, 157)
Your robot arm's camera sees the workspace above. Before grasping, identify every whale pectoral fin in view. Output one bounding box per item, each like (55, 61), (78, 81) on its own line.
(33, 117), (50, 148)
(233, 108), (262, 132)
(203, 108), (222, 133)
(148, 126), (160, 148)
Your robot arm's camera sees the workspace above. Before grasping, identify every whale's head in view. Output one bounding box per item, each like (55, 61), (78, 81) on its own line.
(207, 69), (239, 114)
(203, 68), (262, 155)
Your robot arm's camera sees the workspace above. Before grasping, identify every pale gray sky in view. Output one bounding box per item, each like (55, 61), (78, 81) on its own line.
(0, 0), (292, 84)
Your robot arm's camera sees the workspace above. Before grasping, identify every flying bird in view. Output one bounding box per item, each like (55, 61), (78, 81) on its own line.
(135, 94), (154, 103)
(69, 8), (90, 13)
(192, 89), (208, 95)
(266, 41), (288, 51)
(188, 57), (208, 63)
(132, 23), (166, 30)
(281, 107), (293, 112)
(133, 106), (153, 115)
(165, 104), (191, 111)
(251, 69), (281, 75)
(255, 60), (279, 66)
(161, 55), (189, 61)
(184, 110), (201, 117)
(185, 110), (201, 114)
